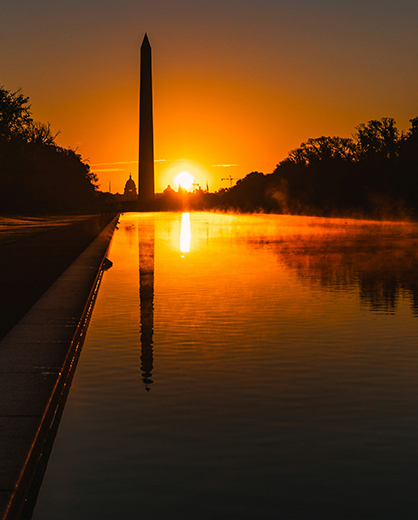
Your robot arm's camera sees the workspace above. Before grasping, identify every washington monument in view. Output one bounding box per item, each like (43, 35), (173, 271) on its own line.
(138, 33), (155, 206)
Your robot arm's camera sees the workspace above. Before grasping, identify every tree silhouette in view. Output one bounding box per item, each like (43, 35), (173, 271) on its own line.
(0, 84), (97, 214)
(214, 117), (418, 218)
(354, 118), (400, 161)
(0, 87), (32, 143)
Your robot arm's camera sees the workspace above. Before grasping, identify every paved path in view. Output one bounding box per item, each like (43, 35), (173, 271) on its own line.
(0, 216), (97, 247)
(0, 214), (119, 519)
(0, 215), (116, 341)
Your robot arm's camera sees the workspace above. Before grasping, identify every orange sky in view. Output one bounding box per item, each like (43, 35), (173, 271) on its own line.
(1, 1), (418, 193)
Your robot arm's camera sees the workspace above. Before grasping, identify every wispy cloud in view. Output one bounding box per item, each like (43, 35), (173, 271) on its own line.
(91, 158), (185, 166)
(90, 161), (138, 166)
(93, 168), (125, 172)
(213, 164), (239, 168)
(154, 158), (187, 162)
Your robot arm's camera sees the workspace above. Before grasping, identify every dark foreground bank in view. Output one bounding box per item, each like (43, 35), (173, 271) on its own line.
(0, 214), (119, 520)
(0, 215), (117, 341)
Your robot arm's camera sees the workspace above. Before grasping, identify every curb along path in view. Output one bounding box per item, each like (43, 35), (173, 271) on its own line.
(0, 214), (119, 520)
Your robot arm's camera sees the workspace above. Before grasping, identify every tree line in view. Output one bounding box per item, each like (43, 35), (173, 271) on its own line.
(0, 85), (98, 213)
(211, 117), (418, 218)
(2, 83), (417, 218)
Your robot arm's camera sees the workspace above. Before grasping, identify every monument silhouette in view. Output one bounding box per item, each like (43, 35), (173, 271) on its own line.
(138, 33), (155, 207)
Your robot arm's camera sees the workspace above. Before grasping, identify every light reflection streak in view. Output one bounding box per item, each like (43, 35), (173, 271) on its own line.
(180, 212), (191, 254)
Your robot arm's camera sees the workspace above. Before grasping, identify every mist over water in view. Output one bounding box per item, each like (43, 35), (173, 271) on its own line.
(33, 212), (418, 520)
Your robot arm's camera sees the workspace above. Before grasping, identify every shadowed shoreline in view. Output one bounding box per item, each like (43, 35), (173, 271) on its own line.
(0, 213), (119, 520)
(0, 214), (117, 341)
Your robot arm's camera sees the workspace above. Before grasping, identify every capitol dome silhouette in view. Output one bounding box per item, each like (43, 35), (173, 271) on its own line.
(124, 174), (137, 201)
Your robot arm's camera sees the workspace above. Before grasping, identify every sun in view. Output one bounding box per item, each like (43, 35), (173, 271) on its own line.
(173, 170), (195, 191)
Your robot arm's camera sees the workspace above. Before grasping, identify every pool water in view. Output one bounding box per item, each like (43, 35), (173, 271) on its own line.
(32, 212), (418, 519)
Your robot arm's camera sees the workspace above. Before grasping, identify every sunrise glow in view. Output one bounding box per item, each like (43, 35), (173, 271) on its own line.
(5, 3), (415, 195)
(173, 170), (195, 191)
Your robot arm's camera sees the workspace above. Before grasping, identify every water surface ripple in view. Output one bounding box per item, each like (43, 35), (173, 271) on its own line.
(33, 212), (418, 520)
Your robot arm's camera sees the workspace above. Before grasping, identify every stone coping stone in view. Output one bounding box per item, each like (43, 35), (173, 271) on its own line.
(0, 214), (119, 520)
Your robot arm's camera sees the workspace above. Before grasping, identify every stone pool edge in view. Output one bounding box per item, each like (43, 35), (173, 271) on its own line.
(0, 214), (119, 520)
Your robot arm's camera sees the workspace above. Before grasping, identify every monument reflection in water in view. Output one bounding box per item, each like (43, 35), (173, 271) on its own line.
(138, 220), (154, 390)
(139, 213), (189, 390)
(33, 212), (418, 520)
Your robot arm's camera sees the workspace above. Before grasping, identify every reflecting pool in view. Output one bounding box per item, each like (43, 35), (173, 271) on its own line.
(33, 212), (418, 519)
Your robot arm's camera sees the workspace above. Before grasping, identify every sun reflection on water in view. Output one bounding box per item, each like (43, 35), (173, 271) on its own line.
(32, 212), (418, 520)
(180, 212), (191, 254)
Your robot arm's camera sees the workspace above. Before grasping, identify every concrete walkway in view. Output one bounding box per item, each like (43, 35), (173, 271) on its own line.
(0, 215), (118, 341)
(0, 214), (119, 520)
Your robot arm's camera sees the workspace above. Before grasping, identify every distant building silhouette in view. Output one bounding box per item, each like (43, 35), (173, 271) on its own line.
(123, 174), (137, 201)
(138, 33), (155, 207)
(163, 184), (175, 195)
